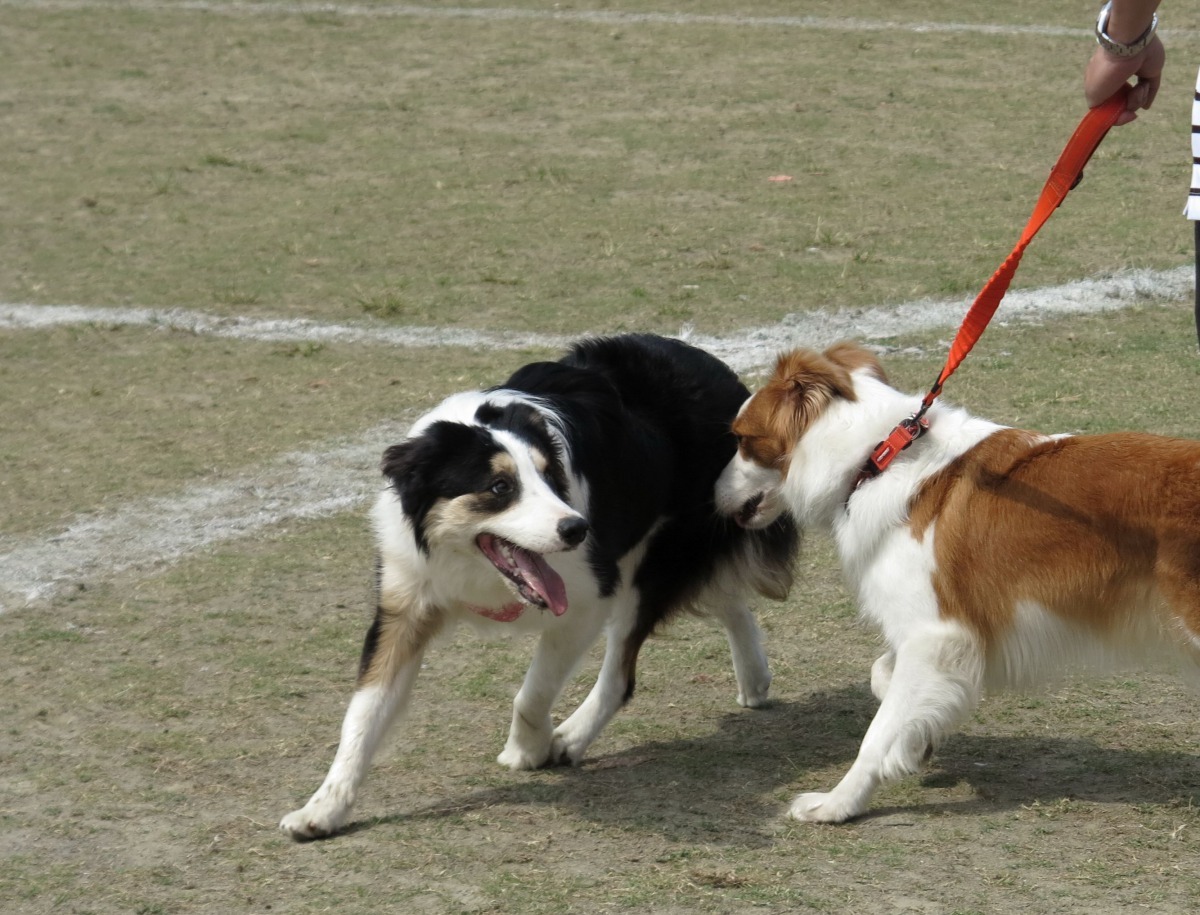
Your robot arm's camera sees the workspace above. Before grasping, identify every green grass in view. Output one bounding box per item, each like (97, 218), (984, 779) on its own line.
(1, 4), (1195, 335)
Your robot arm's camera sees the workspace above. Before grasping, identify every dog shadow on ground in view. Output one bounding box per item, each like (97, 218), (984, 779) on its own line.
(358, 683), (1199, 844)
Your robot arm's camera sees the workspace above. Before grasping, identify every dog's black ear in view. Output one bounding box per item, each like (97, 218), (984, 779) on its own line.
(381, 421), (489, 488)
(380, 424), (468, 553)
(380, 422), (498, 554)
(380, 436), (439, 553)
(381, 436), (430, 492)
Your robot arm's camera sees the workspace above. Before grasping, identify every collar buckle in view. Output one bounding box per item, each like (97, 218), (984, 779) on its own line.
(853, 415), (930, 491)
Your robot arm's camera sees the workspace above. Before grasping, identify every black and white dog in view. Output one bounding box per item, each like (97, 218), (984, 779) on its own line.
(280, 334), (797, 839)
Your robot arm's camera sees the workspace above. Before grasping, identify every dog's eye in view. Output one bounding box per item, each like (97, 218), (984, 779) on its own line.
(489, 478), (514, 496)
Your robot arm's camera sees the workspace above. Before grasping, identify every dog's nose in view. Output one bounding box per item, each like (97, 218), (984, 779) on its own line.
(557, 516), (589, 548)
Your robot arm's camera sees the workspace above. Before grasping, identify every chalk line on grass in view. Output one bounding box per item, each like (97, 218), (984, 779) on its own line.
(2, 266), (1192, 374)
(7, 0), (1199, 40)
(0, 421), (410, 611)
(0, 303), (575, 354)
(0, 1), (1097, 37)
(692, 267), (1195, 373)
(1, 265), (1193, 611)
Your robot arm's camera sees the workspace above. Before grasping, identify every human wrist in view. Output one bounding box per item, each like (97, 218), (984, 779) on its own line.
(1095, 1), (1158, 57)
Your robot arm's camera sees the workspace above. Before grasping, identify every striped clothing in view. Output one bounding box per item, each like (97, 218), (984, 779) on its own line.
(1187, 68), (1200, 219)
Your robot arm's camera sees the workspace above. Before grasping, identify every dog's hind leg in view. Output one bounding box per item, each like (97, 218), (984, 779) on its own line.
(788, 624), (983, 824)
(707, 598), (772, 708)
(279, 605), (443, 841)
(497, 608), (608, 770)
(548, 595), (643, 766)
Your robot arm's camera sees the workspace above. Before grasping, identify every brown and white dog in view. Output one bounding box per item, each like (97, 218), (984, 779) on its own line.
(715, 341), (1200, 823)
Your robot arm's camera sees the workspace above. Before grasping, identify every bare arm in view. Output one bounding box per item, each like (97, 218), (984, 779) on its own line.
(1084, 0), (1165, 125)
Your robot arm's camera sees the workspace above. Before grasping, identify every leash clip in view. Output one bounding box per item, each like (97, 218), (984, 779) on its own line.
(854, 414), (931, 490)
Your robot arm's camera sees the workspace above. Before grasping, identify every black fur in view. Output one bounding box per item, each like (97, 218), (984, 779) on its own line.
(474, 400), (570, 500)
(493, 334), (798, 698)
(381, 421), (507, 553)
(376, 334), (796, 704)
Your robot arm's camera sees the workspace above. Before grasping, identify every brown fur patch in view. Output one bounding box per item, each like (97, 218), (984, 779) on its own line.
(909, 429), (1200, 648)
(358, 594), (445, 688)
(421, 452), (519, 543)
(490, 452), (518, 478)
(823, 341), (888, 383)
(733, 344), (864, 471)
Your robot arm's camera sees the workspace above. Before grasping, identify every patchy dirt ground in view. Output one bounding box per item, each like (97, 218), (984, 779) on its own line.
(4, 308), (1199, 915)
(3, 512), (1199, 915)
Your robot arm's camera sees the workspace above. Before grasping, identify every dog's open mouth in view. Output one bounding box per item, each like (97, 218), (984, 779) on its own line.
(736, 492), (764, 528)
(476, 533), (569, 616)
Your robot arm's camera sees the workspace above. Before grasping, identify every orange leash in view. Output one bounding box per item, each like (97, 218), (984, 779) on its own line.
(857, 85), (1132, 486)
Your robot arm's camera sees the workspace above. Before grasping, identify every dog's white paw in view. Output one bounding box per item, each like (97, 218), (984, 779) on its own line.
(497, 741), (551, 771)
(547, 727), (590, 767)
(279, 800), (349, 841)
(787, 791), (861, 824)
(736, 670), (772, 708)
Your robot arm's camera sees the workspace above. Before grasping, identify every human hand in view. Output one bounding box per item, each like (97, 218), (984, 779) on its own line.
(1084, 35), (1165, 125)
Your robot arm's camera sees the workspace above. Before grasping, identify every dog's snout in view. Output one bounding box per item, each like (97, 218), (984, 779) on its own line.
(557, 516), (589, 548)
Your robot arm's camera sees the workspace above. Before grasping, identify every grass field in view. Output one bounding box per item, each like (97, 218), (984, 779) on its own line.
(2, 2), (1200, 913)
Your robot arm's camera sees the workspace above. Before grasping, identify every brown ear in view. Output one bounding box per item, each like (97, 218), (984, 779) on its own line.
(823, 341), (887, 386)
(765, 348), (851, 441)
(778, 348), (855, 404)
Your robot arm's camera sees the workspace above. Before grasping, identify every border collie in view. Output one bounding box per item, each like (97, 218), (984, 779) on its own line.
(715, 341), (1200, 823)
(280, 333), (797, 839)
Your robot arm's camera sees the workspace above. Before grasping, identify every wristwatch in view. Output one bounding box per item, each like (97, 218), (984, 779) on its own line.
(1094, 2), (1158, 58)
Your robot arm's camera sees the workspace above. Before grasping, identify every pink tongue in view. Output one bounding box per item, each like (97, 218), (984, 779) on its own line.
(514, 549), (569, 616)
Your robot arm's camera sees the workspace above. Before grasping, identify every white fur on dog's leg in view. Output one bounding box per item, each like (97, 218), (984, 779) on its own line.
(499, 613), (607, 770)
(280, 656), (424, 840)
(498, 717), (556, 769)
(786, 756), (882, 824)
(550, 696), (607, 766)
(789, 626), (982, 824)
(550, 600), (640, 765)
(870, 650), (895, 702)
(708, 598), (772, 708)
(279, 776), (357, 841)
(788, 790), (868, 824)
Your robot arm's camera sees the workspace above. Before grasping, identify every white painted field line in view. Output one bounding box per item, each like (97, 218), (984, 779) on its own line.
(0, 303), (575, 354)
(2, 265), (1192, 374)
(0, 265), (1193, 612)
(694, 266), (1195, 373)
(0, 421), (410, 611)
(0, 1), (1087, 36)
(7, 0), (1200, 40)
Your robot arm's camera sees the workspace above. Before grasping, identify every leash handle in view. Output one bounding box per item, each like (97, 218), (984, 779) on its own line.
(917, 84), (1133, 416)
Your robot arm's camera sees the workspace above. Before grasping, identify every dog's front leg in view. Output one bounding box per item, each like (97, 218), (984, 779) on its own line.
(788, 625), (982, 824)
(549, 596), (642, 766)
(498, 610), (607, 770)
(280, 606), (442, 840)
